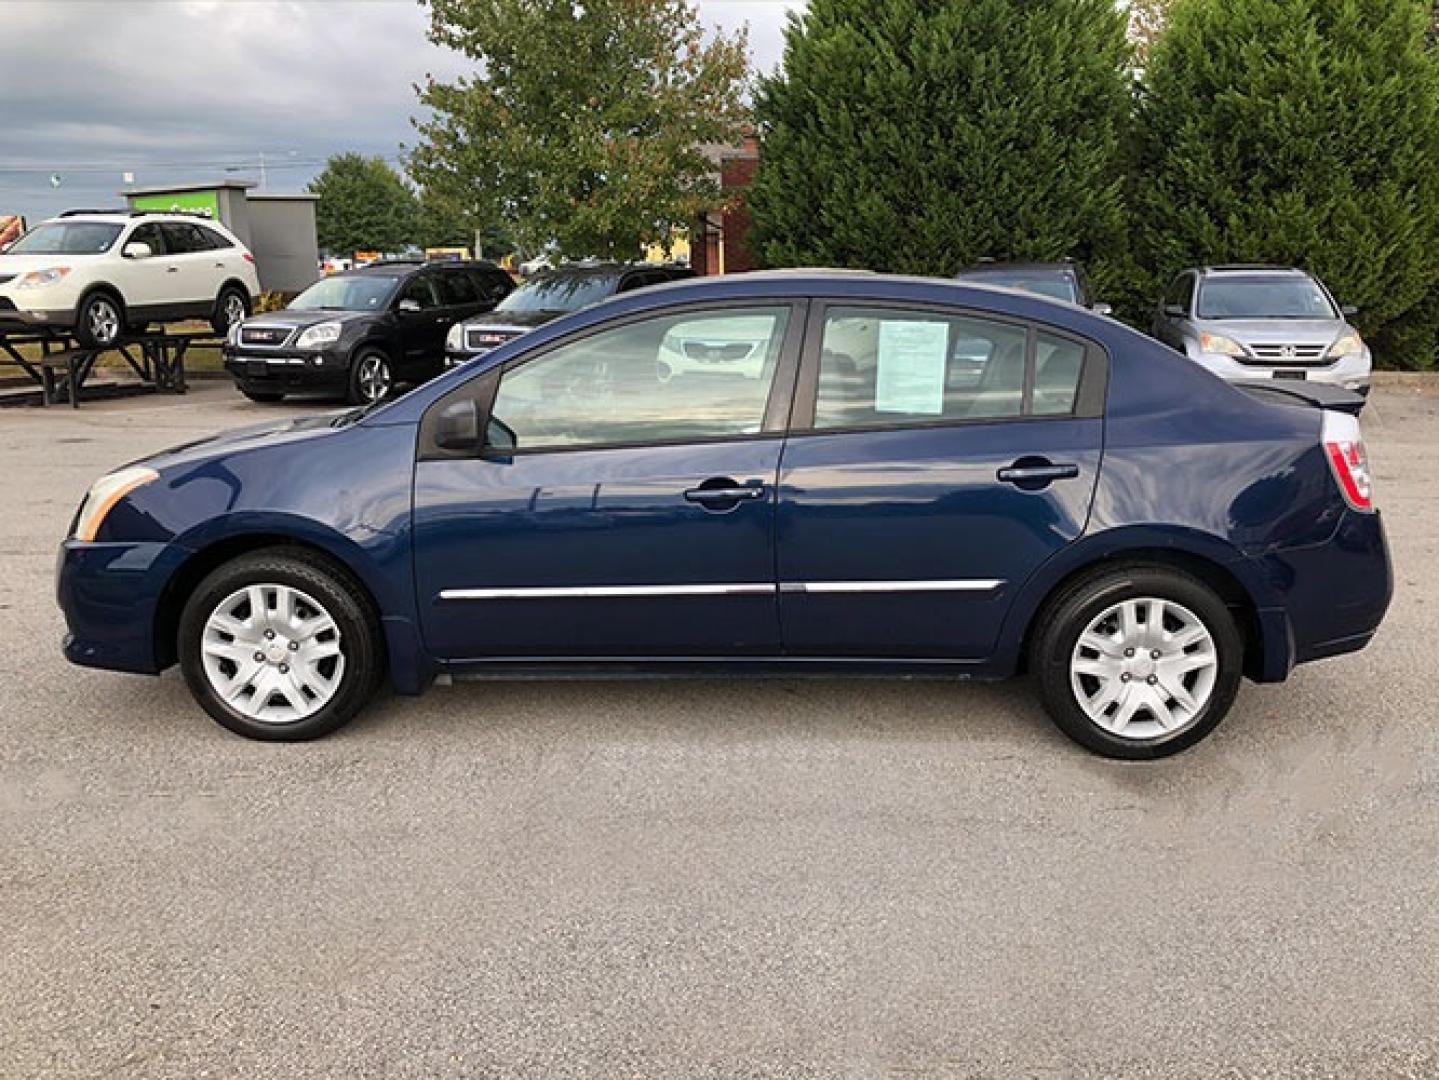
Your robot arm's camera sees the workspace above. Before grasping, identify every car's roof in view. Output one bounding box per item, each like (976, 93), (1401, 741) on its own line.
(956, 261), (1078, 275)
(530, 262), (661, 281)
(1197, 264), (1308, 276)
(43, 211), (231, 226)
(347, 259), (500, 277)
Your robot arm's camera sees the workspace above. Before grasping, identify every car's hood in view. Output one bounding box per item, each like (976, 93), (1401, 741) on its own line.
(460, 309), (562, 331)
(137, 410), (359, 472)
(1195, 318), (1346, 346)
(240, 309), (376, 331)
(0, 252), (107, 276)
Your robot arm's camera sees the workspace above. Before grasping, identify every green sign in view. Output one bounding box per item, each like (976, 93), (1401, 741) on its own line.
(129, 190), (221, 219)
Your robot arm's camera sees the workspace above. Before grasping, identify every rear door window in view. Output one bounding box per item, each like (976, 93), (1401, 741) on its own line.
(811, 306), (1092, 429)
(437, 270), (478, 307)
(160, 222), (207, 255)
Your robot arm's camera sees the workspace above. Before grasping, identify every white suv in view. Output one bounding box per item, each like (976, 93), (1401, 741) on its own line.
(0, 211), (260, 348)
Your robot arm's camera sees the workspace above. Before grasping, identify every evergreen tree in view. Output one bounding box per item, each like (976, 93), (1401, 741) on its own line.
(1133, 0), (1439, 367)
(308, 153), (419, 258)
(749, 0), (1133, 287)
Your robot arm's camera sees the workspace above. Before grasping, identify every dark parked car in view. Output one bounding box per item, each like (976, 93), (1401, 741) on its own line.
(58, 272), (1390, 759)
(954, 261), (1111, 315)
(224, 259), (513, 404)
(444, 261), (681, 365)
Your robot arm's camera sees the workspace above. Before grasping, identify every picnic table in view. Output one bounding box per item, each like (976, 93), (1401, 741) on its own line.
(0, 328), (220, 407)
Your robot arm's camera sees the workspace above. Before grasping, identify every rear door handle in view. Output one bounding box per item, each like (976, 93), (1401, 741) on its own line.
(684, 479), (767, 508)
(997, 461), (1080, 487)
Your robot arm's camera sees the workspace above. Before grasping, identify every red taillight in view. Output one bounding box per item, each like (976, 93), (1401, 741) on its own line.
(242, 252), (255, 264)
(1322, 411), (1374, 512)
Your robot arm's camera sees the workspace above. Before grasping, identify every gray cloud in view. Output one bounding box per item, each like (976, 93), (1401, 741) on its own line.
(0, 0), (799, 221)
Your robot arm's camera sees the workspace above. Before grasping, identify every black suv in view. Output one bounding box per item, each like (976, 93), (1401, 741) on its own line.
(444, 262), (691, 365)
(224, 260), (513, 404)
(953, 261), (1111, 315)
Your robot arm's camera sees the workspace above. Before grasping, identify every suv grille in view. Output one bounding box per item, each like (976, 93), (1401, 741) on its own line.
(1245, 343), (1330, 366)
(465, 326), (522, 352)
(239, 325), (293, 348)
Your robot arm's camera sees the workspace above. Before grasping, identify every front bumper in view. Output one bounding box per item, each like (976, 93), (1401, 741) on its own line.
(57, 539), (190, 675)
(1191, 350), (1372, 393)
(223, 346), (350, 393)
(0, 300), (72, 331)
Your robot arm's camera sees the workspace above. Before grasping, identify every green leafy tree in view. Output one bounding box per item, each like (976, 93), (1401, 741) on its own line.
(748, 0), (1133, 288)
(409, 0), (750, 261)
(1132, 0), (1439, 368)
(308, 153), (419, 257)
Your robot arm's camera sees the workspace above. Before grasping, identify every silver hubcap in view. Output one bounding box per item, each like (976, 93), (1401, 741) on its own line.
(223, 293), (246, 325)
(201, 584), (345, 724)
(1070, 597), (1219, 741)
(88, 300), (119, 344)
(357, 355), (390, 402)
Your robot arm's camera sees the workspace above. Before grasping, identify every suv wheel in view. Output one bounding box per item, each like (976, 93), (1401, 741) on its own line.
(177, 548), (385, 741)
(74, 292), (124, 349)
(1031, 565), (1243, 760)
(348, 349), (393, 405)
(211, 285), (250, 337)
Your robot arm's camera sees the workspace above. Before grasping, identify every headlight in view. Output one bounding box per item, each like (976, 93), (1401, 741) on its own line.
(1199, 332), (1246, 358)
(73, 466), (159, 542)
(16, 267), (71, 289)
(1329, 331), (1364, 359)
(295, 321), (342, 350)
(446, 323), (464, 352)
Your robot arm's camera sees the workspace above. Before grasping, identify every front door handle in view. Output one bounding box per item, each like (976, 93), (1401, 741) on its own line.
(997, 459), (1080, 489)
(166, 266), (180, 274)
(684, 478), (767, 509)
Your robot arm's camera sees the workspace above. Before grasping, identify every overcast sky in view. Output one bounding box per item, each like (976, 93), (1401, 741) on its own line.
(0, 0), (800, 222)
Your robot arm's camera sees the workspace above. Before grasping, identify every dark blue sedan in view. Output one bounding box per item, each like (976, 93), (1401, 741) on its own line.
(57, 272), (1392, 758)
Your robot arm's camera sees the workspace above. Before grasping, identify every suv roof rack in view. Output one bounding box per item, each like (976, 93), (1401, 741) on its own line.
(1205, 263), (1301, 273)
(58, 208), (127, 218)
(128, 209), (216, 220)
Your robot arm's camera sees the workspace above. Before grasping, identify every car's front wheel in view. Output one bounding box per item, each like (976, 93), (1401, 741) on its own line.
(347, 349), (393, 405)
(1032, 565), (1243, 759)
(177, 548), (385, 741)
(74, 292), (124, 349)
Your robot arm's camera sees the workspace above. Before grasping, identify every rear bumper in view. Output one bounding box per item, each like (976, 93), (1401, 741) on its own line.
(1249, 509), (1392, 681)
(57, 539), (189, 675)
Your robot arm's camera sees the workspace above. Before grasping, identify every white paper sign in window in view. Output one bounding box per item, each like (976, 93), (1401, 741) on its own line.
(874, 319), (949, 415)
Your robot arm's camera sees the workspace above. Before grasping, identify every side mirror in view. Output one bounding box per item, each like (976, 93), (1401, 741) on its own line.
(397, 298), (421, 314)
(1092, 302), (1114, 317)
(433, 399), (480, 451)
(123, 241), (153, 260)
(1163, 303), (1186, 318)
(1340, 304), (1360, 318)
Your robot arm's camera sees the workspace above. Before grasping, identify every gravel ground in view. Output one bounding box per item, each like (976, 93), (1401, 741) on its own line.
(1, 382), (1436, 1078)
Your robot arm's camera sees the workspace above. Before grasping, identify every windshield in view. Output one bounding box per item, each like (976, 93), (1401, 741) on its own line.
(497, 274), (620, 314)
(1197, 276), (1337, 320)
(290, 275), (399, 312)
(962, 271), (1078, 303)
(6, 221), (123, 256)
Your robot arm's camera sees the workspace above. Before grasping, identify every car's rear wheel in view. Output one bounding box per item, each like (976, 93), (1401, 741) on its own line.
(347, 349), (393, 405)
(1032, 565), (1243, 759)
(211, 285), (250, 337)
(74, 292), (124, 349)
(178, 548), (385, 741)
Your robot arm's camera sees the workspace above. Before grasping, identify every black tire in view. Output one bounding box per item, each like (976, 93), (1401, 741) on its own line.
(347, 348), (393, 405)
(177, 547), (386, 741)
(73, 291), (125, 349)
(211, 285), (251, 337)
(242, 389), (285, 403)
(1031, 564), (1244, 760)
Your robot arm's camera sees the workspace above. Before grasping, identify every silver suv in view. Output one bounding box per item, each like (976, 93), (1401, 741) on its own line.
(1152, 266), (1370, 394)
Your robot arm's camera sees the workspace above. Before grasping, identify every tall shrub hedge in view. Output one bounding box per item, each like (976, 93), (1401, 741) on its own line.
(1131, 0), (1439, 368)
(748, 0), (1133, 290)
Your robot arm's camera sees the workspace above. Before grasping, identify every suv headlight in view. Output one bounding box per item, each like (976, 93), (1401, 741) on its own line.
(446, 323), (464, 352)
(73, 466), (159, 542)
(295, 321), (342, 350)
(1329, 331), (1365, 359)
(1199, 332), (1246, 358)
(16, 267), (71, 289)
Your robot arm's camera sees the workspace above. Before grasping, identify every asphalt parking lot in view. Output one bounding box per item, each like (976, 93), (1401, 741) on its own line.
(2, 381), (1437, 1078)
